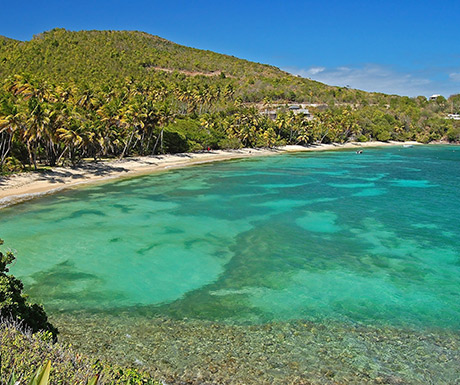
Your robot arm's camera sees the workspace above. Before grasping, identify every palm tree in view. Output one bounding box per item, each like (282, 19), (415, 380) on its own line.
(0, 98), (24, 171)
(296, 120), (315, 145)
(96, 93), (125, 157)
(56, 123), (85, 166)
(152, 102), (174, 154)
(24, 97), (51, 170)
(118, 98), (147, 159)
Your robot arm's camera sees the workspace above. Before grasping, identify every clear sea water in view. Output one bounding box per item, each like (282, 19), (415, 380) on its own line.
(1, 145), (459, 384)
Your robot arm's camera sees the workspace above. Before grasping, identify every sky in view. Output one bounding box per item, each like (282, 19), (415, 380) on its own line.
(2, 0), (459, 97)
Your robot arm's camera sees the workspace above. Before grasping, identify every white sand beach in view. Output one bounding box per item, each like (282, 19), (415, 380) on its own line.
(0, 141), (420, 207)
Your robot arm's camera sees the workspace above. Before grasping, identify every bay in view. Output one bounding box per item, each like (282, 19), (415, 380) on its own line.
(1, 145), (459, 384)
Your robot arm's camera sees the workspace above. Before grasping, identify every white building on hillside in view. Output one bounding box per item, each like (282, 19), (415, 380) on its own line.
(261, 104), (313, 120)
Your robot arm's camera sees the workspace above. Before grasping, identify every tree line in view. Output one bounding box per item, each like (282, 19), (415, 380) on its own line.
(1, 73), (459, 173)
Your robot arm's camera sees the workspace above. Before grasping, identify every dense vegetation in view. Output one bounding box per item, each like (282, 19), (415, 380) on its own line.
(0, 321), (160, 384)
(0, 239), (57, 338)
(0, 29), (459, 172)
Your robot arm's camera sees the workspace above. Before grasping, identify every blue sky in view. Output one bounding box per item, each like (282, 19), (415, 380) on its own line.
(2, 0), (459, 97)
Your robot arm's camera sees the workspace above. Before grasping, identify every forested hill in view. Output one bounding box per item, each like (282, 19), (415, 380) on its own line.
(0, 28), (367, 104)
(0, 29), (285, 80)
(1, 28), (457, 106)
(0, 29), (459, 173)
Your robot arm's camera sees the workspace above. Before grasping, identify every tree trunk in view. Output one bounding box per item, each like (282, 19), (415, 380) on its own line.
(152, 128), (163, 155)
(48, 140), (57, 167)
(27, 142), (38, 170)
(56, 146), (69, 166)
(145, 131), (152, 154)
(0, 131), (12, 170)
(119, 128), (136, 160)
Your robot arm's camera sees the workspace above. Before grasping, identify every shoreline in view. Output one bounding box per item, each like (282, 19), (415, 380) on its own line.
(0, 141), (421, 207)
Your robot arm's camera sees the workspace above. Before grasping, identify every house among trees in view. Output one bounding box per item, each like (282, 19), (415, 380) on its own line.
(261, 104), (312, 120)
(430, 94), (441, 101)
(288, 104), (312, 116)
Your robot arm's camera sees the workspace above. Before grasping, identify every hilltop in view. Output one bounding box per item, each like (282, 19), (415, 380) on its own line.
(1, 28), (458, 107)
(0, 28), (378, 105)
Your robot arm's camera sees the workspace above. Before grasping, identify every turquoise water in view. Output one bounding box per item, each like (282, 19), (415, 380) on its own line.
(1, 145), (460, 384)
(1, 145), (459, 329)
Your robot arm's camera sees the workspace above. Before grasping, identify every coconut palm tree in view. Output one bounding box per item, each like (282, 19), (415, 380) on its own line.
(24, 97), (51, 170)
(152, 102), (175, 154)
(0, 97), (24, 171)
(118, 98), (147, 159)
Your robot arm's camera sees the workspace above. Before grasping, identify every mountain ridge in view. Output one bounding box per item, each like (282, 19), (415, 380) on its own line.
(0, 28), (347, 104)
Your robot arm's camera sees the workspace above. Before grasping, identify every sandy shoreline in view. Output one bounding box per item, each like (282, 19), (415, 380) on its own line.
(0, 141), (420, 207)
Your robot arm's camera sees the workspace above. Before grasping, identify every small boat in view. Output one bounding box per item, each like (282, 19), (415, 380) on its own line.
(403, 144), (413, 148)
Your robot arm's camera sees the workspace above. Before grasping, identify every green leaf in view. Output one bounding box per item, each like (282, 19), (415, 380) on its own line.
(38, 360), (51, 385)
(87, 374), (99, 385)
(6, 371), (17, 385)
(28, 361), (51, 385)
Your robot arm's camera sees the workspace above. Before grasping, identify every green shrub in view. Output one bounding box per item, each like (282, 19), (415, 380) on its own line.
(375, 129), (391, 142)
(0, 321), (161, 385)
(165, 118), (223, 150)
(446, 125), (460, 142)
(162, 128), (189, 153)
(355, 135), (369, 142)
(187, 141), (205, 152)
(1, 157), (24, 174)
(0, 240), (58, 338)
(218, 137), (242, 149)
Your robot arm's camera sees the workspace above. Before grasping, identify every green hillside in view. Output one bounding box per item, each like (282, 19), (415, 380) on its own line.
(1, 29), (286, 79)
(0, 29), (459, 172)
(0, 28), (370, 104)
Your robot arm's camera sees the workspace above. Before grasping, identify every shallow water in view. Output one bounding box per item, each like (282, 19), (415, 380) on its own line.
(1, 145), (460, 384)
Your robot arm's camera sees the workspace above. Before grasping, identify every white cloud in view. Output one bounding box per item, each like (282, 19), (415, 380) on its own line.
(305, 66), (325, 75)
(449, 72), (460, 82)
(284, 64), (459, 97)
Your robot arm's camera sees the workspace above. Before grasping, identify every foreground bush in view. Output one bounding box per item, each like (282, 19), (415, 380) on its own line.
(0, 320), (161, 385)
(0, 239), (58, 338)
